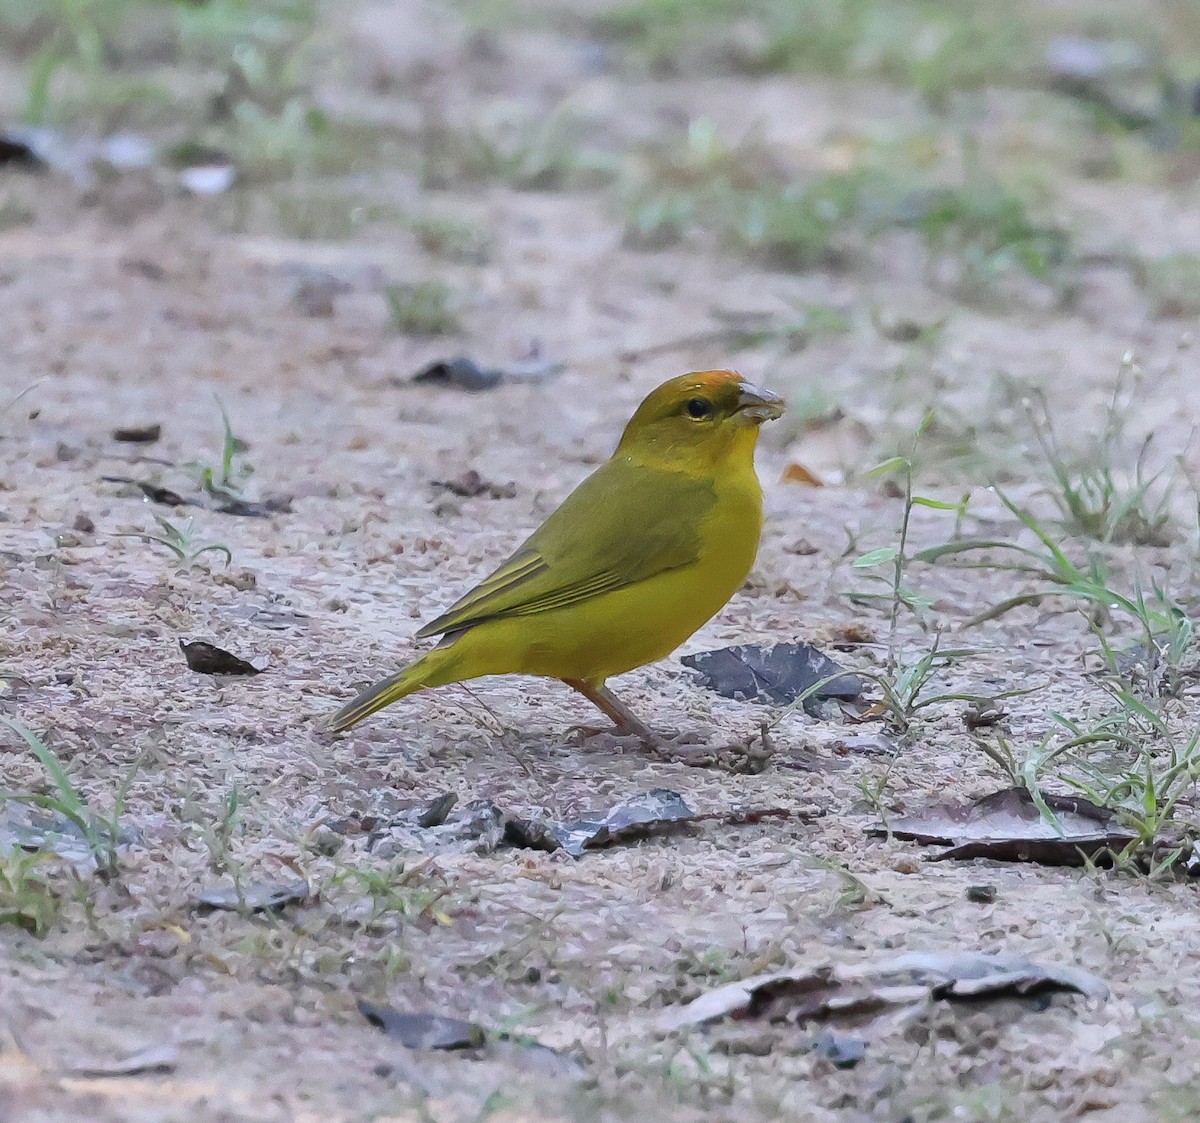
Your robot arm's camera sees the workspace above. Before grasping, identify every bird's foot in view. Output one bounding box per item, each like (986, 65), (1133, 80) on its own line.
(648, 725), (774, 773)
(569, 722), (774, 773)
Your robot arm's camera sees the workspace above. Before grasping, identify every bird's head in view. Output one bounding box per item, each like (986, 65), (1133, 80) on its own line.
(615, 369), (785, 469)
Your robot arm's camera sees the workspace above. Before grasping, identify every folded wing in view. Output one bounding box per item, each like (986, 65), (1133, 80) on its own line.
(416, 460), (715, 638)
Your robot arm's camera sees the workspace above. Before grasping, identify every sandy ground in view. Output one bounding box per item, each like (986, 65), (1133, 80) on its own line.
(4, 1), (1200, 1120)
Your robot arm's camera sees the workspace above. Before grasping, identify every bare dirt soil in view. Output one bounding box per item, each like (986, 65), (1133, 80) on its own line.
(4, 2), (1200, 1121)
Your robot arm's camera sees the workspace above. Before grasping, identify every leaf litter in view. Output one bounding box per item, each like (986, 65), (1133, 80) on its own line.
(358, 1002), (483, 1049)
(102, 475), (292, 518)
(411, 354), (565, 392)
(179, 640), (263, 676)
(507, 788), (793, 857)
(0, 802), (137, 875)
(660, 951), (1108, 1059)
(342, 789), (793, 859)
(102, 476), (196, 508)
(193, 879), (311, 913)
(70, 1044), (179, 1078)
(358, 1000), (585, 1078)
(110, 423), (162, 444)
(682, 643), (862, 714)
(877, 786), (1137, 865)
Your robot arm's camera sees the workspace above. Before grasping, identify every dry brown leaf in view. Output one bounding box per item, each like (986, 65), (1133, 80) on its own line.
(877, 787), (1136, 865)
(781, 462), (824, 486)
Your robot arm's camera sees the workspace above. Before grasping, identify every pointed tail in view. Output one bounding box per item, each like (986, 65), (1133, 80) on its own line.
(328, 644), (461, 732)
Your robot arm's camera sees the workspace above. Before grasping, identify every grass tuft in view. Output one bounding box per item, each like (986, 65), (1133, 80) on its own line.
(0, 850), (63, 936)
(384, 281), (460, 336)
(0, 716), (132, 880)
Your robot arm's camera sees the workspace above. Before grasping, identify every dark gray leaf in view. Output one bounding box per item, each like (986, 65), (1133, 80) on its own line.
(0, 132), (42, 168)
(511, 789), (695, 858)
(194, 878), (310, 912)
(432, 469), (516, 499)
(179, 640), (262, 676)
(661, 951), (1106, 1033)
(103, 476), (196, 508)
(879, 786), (1136, 866)
(416, 793), (457, 828)
(506, 790), (791, 858)
(111, 423), (162, 444)
(72, 1044), (179, 1077)
(370, 799), (506, 857)
(358, 1001), (484, 1049)
(213, 495), (293, 518)
(413, 357), (503, 392)
(810, 1028), (867, 1069)
(879, 951), (1109, 1001)
(0, 802), (137, 873)
(682, 643), (861, 712)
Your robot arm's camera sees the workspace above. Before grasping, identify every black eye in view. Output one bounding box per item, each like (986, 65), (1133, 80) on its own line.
(685, 398), (712, 420)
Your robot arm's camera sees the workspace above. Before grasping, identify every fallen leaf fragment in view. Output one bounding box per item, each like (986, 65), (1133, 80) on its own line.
(505, 789), (792, 858)
(412, 354), (564, 392)
(370, 799), (506, 857)
(416, 793), (457, 828)
(432, 469), (516, 499)
(810, 1028), (866, 1069)
(888, 951), (1109, 1000)
(102, 475), (290, 517)
(877, 786), (1136, 866)
(212, 494), (293, 518)
(179, 640), (262, 676)
(103, 476), (195, 508)
(413, 356), (503, 391)
(72, 1044), (178, 1078)
(682, 643), (861, 713)
(358, 1002), (484, 1050)
(111, 423), (162, 444)
(357, 1001), (585, 1076)
(659, 951), (1107, 1034)
(781, 462), (824, 486)
(194, 878), (309, 912)
(0, 802), (137, 874)
(0, 132), (41, 167)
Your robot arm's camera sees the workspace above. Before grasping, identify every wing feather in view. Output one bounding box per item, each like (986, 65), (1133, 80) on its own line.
(415, 459), (714, 639)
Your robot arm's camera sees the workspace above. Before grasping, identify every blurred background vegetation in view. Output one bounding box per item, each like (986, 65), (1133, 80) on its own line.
(2, 0), (1198, 268)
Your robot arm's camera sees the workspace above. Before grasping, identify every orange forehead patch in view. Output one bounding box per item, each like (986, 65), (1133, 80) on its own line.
(687, 369), (743, 389)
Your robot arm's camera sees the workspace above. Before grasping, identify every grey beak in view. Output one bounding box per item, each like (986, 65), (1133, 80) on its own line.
(736, 382), (785, 422)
